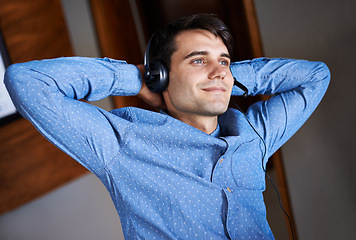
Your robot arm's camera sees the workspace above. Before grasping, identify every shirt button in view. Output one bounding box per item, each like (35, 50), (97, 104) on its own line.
(226, 187), (232, 192)
(219, 158), (224, 163)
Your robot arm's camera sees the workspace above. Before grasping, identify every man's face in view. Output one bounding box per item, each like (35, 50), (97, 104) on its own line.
(163, 29), (234, 121)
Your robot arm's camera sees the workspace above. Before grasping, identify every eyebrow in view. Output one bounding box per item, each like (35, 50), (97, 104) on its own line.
(183, 51), (231, 60)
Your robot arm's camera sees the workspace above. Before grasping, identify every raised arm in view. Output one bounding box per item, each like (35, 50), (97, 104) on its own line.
(230, 57), (330, 157)
(4, 57), (142, 174)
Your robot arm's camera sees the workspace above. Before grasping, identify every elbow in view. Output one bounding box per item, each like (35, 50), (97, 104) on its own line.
(4, 63), (18, 86)
(4, 63), (33, 109)
(316, 61), (331, 86)
(4, 63), (27, 89)
(309, 61), (331, 95)
(4, 63), (22, 96)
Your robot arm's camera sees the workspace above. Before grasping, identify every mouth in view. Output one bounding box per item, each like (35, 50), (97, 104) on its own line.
(201, 86), (227, 92)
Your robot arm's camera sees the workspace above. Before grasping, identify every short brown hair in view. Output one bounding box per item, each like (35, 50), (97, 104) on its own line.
(149, 14), (233, 71)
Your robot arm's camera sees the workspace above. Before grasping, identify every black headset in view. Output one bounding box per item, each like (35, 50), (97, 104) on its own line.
(144, 35), (169, 93)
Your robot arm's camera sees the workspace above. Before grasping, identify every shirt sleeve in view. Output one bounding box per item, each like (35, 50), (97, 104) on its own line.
(4, 57), (142, 174)
(230, 57), (330, 158)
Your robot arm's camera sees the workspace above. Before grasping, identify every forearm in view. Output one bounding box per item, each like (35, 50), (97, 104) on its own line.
(5, 57), (142, 105)
(231, 57), (330, 96)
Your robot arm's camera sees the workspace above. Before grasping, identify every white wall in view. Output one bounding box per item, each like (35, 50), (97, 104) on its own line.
(254, 0), (356, 239)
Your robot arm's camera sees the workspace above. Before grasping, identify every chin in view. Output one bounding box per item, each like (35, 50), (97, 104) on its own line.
(204, 105), (229, 116)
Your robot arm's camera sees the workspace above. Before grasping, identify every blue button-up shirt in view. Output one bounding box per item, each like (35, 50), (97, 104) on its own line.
(5, 57), (330, 239)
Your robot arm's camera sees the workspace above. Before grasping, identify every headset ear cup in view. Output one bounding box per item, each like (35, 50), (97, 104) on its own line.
(146, 60), (169, 93)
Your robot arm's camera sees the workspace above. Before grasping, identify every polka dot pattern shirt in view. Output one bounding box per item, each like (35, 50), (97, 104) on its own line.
(5, 57), (330, 239)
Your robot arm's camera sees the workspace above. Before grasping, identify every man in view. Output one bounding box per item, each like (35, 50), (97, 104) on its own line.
(5, 14), (330, 239)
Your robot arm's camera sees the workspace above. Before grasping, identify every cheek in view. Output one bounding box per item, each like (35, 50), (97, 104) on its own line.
(165, 73), (187, 103)
(168, 71), (196, 93)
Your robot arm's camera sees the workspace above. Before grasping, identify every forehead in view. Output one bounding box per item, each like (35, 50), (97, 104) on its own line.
(173, 29), (228, 56)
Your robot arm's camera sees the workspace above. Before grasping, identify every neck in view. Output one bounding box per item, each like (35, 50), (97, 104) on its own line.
(167, 110), (218, 134)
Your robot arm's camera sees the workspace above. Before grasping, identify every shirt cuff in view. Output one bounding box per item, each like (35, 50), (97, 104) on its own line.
(106, 58), (142, 96)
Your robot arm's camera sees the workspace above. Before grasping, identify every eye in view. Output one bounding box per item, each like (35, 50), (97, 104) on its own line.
(219, 59), (230, 66)
(191, 58), (205, 64)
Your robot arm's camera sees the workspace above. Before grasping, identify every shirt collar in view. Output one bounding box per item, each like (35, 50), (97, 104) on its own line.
(210, 124), (221, 138)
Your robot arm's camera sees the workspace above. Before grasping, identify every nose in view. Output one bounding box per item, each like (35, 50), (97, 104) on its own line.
(208, 62), (227, 80)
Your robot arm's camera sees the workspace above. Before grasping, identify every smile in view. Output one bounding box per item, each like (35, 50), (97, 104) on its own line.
(202, 86), (227, 92)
